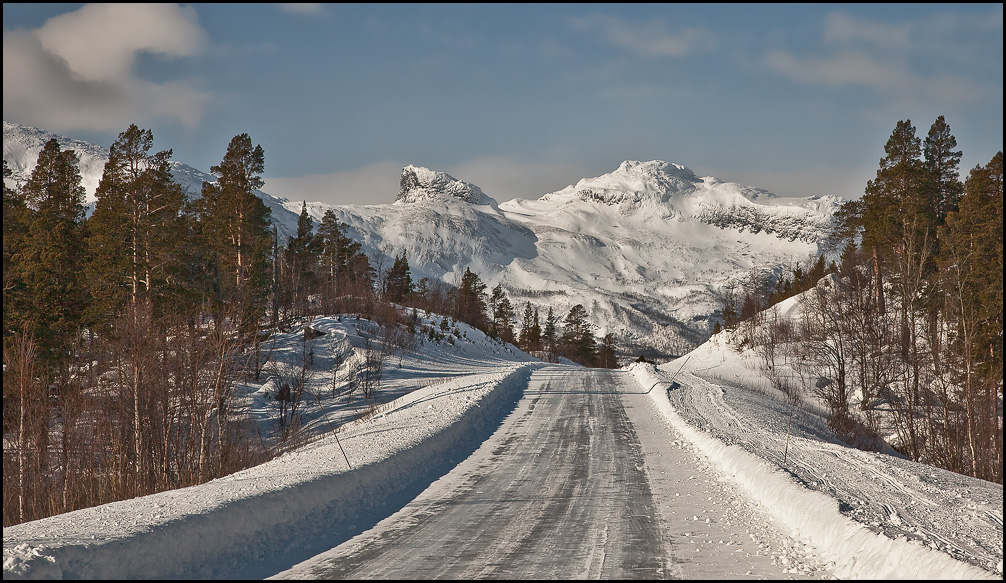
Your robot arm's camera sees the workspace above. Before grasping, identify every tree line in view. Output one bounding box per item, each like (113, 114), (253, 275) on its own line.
(2, 124), (621, 525)
(727, 116), (1002, 484)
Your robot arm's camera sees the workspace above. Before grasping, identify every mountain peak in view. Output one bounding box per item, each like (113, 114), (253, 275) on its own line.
(396, 164), (495, 206)
(543, 159), (701, 206)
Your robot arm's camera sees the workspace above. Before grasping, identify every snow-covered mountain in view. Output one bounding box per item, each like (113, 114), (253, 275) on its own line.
(3, 121), (110, 201)
(4, 122), (841, 356)
(313, 160), (840, 356)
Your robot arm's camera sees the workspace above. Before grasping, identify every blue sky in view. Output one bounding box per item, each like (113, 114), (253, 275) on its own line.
(3, 3), (1002, 206)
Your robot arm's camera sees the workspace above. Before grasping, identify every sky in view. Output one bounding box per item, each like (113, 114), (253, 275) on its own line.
(3, 3), (1003, 206)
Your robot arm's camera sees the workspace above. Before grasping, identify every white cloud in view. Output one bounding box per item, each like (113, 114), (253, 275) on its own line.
(3, 3), (209, 132)
(822, 12), (911, 50)
(761, 9), (996, 106)
(573, 14), (714, 58)
(277, 4), (328, 17)
(35, 4), (205, 82)
(264, 161), (404, 206)
(762, 50), (911, 90)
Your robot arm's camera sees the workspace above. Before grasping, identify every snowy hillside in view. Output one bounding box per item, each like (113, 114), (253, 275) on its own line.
(631, 340), (1002, 578)
(3, 306), (999, 579)
(4, 121), (839, 357)
(3, 121), (109, 202)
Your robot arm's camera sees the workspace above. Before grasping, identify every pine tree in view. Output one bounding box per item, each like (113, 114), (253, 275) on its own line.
(86, 125), (188, 327)
(384, 251), (414, 304)
(861, 119), (933, 315)
(863, 119), (929, 251)
(198, 134), (273, 335)
(827, 198), (866, 250)
(317, 209), (371, 311)
(455, 268), (487, 331)
(542, 306), (559, 363)
(84, 125), (191, 490)
(598, 333), (617, 368)
(924, 115), (964, 225)
(495, 294), (516, 345)
(3, 160), (30, 340)
(14, 139), (88, 366)
(530, 307), (542, 352)
(938, 151), (1003, 481)
(488, 283), (509, 340)
(809, 254), (827, 284)
(561, 304), (597, 366)
(283, 201), (320, 316)
(518, 302), (535, 351)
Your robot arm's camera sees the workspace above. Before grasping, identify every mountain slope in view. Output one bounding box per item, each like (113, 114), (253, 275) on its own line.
(295, 160), (839, 356)
(4, 122), (839, 356)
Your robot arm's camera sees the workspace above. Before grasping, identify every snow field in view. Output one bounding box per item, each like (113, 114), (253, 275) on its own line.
(3, 362), (543, 579)
(628, 361), (997, 580)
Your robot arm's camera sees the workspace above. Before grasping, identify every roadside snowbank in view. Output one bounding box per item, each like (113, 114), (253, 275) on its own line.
(3, 363), (543, 580)
(628, 361), (998, 580)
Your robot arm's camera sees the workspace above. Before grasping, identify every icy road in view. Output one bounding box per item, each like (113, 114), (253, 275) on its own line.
(274, 367), (831, 579)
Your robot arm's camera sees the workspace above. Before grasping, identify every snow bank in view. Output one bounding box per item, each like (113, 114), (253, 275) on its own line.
(3, 363), (543, 580)
(628, 362), (997, 580)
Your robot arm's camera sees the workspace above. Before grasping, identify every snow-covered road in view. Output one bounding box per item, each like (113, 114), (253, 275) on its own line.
(275, 366), (833, 579)
(274, 366), (669, 578)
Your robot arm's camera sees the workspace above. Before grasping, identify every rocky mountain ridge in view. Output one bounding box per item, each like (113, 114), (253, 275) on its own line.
(4, 121), (838, 357)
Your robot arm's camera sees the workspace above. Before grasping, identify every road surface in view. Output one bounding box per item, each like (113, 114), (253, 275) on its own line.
(273, 366), (830, 579)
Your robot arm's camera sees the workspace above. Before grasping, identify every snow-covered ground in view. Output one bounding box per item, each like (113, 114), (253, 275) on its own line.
(3, 307), (1002, 579)
(630, 348), (1002, 579)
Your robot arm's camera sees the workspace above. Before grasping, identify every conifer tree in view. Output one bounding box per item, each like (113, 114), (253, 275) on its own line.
(530, 307), (542, 352)
(518, 301), (540, 352)
(14, 139), (88, 365)
(317, 209), (371, 311)
(863, 120), (930, 251)
(384, 250), (414, 304)
(283, 201), (320, 316)
(938, 151), (1003, 481)
(598, 333), (618, 368)
(488, 283), (513, 341)
(542, 306), (559, 362)
(561, 304), (597, 366)
(85, 125), (190, 490)
(3, 160), (30, 340)
(198, 134), (272, 334)
(455, 268), (487, 331)
(494, 291), (516, 345)
(924, 115), (964, 224)
(861, 119), (933, 314)
(86, 125), (188, 326)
